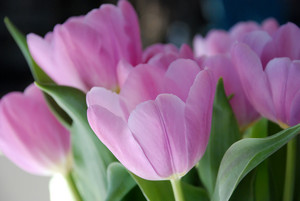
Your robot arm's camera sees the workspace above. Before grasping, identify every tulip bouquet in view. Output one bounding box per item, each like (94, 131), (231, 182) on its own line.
(1, 0), (300, 201)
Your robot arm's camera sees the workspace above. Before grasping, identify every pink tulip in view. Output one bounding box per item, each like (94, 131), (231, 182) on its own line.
(0, 84), (71, 175)
(87, 59), (215, 180)
(260, 22), (300, 67)
(142, 43), (194, 70)
(117, 43), (195, 88)
(27, 0), (142, 92)
(232, 42), (300, 127)
(193, 18), (279, 57)
(201, 55), (259, 128)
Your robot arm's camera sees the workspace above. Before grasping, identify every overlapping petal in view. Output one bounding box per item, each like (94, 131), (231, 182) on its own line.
(27, 0), (142, 92)
(87, 59), (215, 180)
(0, 84), (70, 175)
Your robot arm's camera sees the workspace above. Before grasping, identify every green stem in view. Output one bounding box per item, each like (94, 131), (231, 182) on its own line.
(283, 137), (297, 201)
(171, 178), (185, 201)
(65, 171), (83, 201)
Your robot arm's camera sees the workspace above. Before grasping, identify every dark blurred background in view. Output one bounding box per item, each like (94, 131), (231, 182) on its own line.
(0, 0), (299, 97)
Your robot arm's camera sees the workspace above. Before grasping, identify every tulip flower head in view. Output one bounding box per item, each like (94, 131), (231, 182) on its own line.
(232, 22), (300, 127)
(193, 18), (279, 57)
(0, 84), (71, 175)
(27, 0), (142, 92)
(87, 59), (215, 180)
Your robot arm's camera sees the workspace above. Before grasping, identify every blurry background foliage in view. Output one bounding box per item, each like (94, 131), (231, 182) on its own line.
(0, 0), (299, 97)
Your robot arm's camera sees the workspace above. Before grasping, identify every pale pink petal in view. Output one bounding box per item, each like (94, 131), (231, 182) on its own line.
(87, 87), (126, 120)
(231, 43), (276, 121)
(87, 105), (160, 180)
(147, 52), (181, 70)
(179, 44), (194, 59)
(117, 60), (134, 88)
(142, 44), (178, 63)
(120, 64), (165, 112)
(265, 58), (291, 123)
(0, 84), (70, 175)
(285, 60), (300, 124)
(262, 22), (300, 65)
(118, 0), (142, 65)
(242, 31), (272, 56)
(262, 18), (279, 35)
(60, 19), (118, 90)
(193, 35), (207, 57)
(164, 59), (200, 101)
(272, 23), (300, 60)
(203, 55), (259, 127)
(128, 94), (187, 178)
(288, 90), (300, 126)
(229, 21), (260, 40)
(205, 30), (232, 55)
(185, 70), (215, 167)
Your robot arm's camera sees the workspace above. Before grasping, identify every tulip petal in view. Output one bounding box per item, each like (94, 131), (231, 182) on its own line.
(87, 87), (127, 120)
(285, 61), (300, 124)
(262, 23), (300, 65)
(0, 85), (70, 175)
(289, 89), (300, 126)
(142, 44), (178, 63)
(118, 0), (142, 65)
(205, 31), (232, 55)
(185, 70), (215, 167)
(164, 59), (200, 101)
(229, 21), (260, 40)
(242, 31), (272, 56)
(265, 58), (291, 123)
(117, 60), (134, 88)
(262, 18), (279, 35)
(128, 94), (187, 178)
(232, 43), (275, 121)
(203, 55), (259, 127)
(87, 105), (160, 180)
(120, 64), (165, 112)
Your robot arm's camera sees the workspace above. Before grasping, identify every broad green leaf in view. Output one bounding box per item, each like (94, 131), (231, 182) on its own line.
(229, 171), (255, 201)
(36, 83), (116, 201)
(106, 163), (136, 201)
(254, 161), (270, 201)
(132, 175), (209, 201)
(246, 118), (270, 201)
(230, 118), (269, 201)
(131, 175), (174, 201)
(268, 121), (286, 201)
(212, 124), (300, 201)
(4, 18), (72, 127)
(197, 79), (240, 196)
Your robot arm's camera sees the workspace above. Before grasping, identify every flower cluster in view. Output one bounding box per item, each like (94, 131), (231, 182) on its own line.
(1, 1), (300, 201)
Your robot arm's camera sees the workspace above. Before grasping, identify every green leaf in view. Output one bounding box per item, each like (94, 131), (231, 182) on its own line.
(4, 18), (72, 127)
(243, 118), (268, 139)
(212, 124), (300, 201)
(246, 118), (270, 201)
(268, 121), (285, 201)
(4, 17), (52, 83)
(131, 175), (174, 201)
(182, 182), (209, 201)
(229, 171), (255, 201)
(131, 174), (209, 201)
(294, 136), (300, 201)
(197, 79), (240, 196)
(106, 163), (136, 201)
(36, 83), (116, 201)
